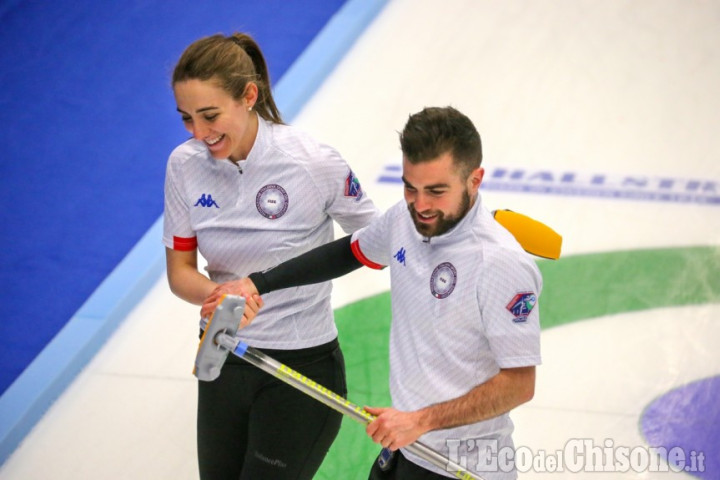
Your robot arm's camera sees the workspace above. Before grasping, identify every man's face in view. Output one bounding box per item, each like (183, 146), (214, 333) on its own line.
(402, 152), (484, 237)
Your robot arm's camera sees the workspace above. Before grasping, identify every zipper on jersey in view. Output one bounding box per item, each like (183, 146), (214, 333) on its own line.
(228, 158), (244, 175)
(233, 162), (244, 207)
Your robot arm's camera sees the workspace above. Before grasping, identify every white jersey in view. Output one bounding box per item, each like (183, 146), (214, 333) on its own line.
(351, 196), (542, 479)
(163, 117), (378, 349)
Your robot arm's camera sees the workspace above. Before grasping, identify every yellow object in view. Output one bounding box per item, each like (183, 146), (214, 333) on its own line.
(493, 210), (562, 260)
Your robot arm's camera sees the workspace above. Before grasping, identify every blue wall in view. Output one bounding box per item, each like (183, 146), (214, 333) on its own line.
(0, 0), (390, 464)
(0, 0), (348, 395)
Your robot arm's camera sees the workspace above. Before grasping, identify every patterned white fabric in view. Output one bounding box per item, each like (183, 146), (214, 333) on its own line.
(352, 196), (542, 479)
(164, 117), (378, 348)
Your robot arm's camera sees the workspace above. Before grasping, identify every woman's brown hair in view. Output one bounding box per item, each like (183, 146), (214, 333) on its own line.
(172, 32), (283, 124)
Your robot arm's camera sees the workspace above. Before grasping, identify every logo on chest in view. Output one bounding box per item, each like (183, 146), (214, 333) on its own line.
(256, 184), (289, 219)
(430, 262), (457, 299)
(194, 193), (220, 208)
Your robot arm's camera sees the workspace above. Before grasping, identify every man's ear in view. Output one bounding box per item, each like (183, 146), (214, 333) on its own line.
(468, 167), (485, 193)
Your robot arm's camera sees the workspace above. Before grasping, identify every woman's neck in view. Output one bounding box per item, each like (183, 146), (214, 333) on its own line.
(230, 113), (259, 163)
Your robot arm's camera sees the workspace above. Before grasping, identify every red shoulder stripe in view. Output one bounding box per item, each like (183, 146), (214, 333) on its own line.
(173, 236), (198, 251)
(350, 239), (384, 270)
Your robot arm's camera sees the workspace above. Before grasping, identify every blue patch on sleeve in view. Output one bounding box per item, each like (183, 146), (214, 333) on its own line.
(345, 170), (364, 201)
(506, 292), (537, 323)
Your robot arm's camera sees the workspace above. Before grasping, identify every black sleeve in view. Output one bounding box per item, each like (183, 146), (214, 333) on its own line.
(248, 235), (363, 295)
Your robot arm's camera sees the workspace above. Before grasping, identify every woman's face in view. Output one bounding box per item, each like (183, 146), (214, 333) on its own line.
(174, 78), (257, 162)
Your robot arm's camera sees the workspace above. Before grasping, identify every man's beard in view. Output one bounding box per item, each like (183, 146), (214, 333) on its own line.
(408, 190), (472, 238)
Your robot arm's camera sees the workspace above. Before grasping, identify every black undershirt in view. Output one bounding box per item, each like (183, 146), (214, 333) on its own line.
(248, 235), (363, 294)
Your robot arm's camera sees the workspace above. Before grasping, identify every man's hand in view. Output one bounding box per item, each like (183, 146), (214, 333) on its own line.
(201, 278), (262, 329)
(364, 406), (429, 451)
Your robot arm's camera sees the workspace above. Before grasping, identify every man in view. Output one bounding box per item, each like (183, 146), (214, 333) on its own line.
(203, 106), (542, 479)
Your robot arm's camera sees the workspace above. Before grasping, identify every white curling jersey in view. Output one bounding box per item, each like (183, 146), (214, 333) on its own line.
(351, 196), (542, 479)
(163, 118), (378, 349)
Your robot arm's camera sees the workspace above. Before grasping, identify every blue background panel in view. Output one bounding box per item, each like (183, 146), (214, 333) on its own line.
(0, 0), (347, 395)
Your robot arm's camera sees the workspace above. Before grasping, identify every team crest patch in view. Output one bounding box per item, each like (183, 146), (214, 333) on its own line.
(430, 262), (457, 299)
(256, 184), (289, 219)
(345, 170), (364, 201)
(506, 292), (537, 323)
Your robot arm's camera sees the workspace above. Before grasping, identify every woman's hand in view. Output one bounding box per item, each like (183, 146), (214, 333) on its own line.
(201, 278), (262, 329)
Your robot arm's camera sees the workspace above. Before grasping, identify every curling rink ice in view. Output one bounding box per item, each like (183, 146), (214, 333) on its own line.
(2, 0), (719, 479)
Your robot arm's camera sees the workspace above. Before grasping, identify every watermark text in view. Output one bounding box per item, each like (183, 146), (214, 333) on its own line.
(446, 438), (706, 474)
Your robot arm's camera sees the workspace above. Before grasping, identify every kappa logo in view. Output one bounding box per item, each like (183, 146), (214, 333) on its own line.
(393, 247), (407, 266)
(506, 292), (537, 323)
(194, 194), (220, 208)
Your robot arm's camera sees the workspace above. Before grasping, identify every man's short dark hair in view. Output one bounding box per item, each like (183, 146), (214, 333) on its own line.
(399, 106), (483, 178)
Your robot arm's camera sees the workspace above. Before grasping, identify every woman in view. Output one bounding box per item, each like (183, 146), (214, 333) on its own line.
(163, 33), (378, 479)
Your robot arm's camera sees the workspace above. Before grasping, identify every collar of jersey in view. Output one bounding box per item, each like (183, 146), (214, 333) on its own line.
(212, 116), (270, 170)
(245, 116), (270, 165)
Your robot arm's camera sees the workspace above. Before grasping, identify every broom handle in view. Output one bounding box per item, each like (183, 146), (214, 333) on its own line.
(217, 334), (483, 480)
